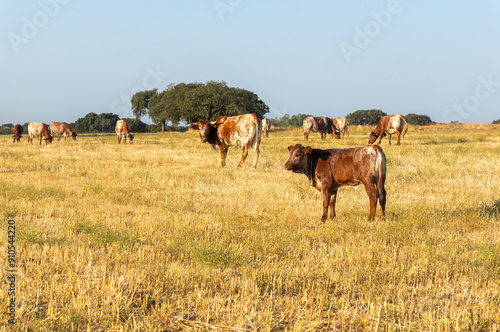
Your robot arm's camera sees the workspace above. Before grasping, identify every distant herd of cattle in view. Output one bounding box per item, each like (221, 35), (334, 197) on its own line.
(10, 114), (409, 222)
(12, 120), (134, 145)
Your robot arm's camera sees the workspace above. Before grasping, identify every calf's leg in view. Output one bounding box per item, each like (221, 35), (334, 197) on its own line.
(252, 145), (260, 168)
(321, 187), (331, 223)
(219, 145), (228, 167)
(237, 145), (248, 168)
(395, 130), (401, 145)
(329, 189), (338, 219)
(377, 134), (384, 145)
(364, 183), (378, 221)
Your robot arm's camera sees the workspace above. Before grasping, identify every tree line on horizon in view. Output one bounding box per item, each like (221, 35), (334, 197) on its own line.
(0, 110), (436, 136)
(269, 110), (435, 127)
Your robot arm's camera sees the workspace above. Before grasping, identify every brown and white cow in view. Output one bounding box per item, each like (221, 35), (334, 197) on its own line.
(12, 124), (23, 143)
(303, 116), (340, 140)
(115, 120), (134, 144)
(285, 144), (386, 222)
(262, 118), (271, 138)
(331, 117), (349, 139)
(368, 114), (408, 145)
(191, 113), (262, 168)
(50, 122), (77, 141)
(28, 123), (53, 145)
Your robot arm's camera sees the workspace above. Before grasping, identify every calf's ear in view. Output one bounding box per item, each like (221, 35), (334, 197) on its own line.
(190, 124), (199, 130)
(214, 116), (227, 125)
(304, 146), (313, 154)
(287, 146), (294, 151)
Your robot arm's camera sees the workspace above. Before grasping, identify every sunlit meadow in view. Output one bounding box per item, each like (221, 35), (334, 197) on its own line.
(0, 124), (500, 330)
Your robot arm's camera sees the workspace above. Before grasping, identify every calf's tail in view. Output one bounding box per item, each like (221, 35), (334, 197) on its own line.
(375, 146), (386, 203)
(402, 117), (409, 138)
(252, 118), (262, 153)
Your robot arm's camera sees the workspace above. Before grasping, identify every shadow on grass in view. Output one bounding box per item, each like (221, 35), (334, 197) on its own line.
(479, 199), (500, 219)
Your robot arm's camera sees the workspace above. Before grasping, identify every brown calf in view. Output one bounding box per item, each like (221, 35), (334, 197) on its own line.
(303, 116), (339, 140)
(368, 114), (408, 145)
(28, 123), (53, 145)
(285, 144), (386, 222)
(50, 122), (77, 141)
(191, 113), (262, 168)
(115, 120), (134, 144)
(13, 124), (23, 143)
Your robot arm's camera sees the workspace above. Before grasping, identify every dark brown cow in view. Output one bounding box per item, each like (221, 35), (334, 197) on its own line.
(191, 113), (262, 168)
(368, 114), (408, 145)
(12, 124), (23, 143)
(303, 116), (340, 140)
(50, 122), (77, 141)
(331, 117), (349, 139)
(28, 122), (53, 145)
(262, 118), (271, 138)
(115, 120), (134, 144)
(285, 144), (386, 222)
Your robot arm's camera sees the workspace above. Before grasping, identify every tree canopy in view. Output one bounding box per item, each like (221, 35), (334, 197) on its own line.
(73, 113), (120, 133)
(346, 109), (387, 126)
(0, 123), (14, 135)
(269, 114), (311, 127)
(131, 81), (269, 131)
(405, 113), (433, 126)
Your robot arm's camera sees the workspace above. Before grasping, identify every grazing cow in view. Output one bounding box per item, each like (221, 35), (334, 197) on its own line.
(49, 122), (77, 141)
(303, 116), (339, 140)
(368, 114), (408, 145)
(262, 118), (271, 138)
(12, 124), (23, 143)
(115, 120), (134, 144)
(191, 113), (262, 168)
(285, 144), (386, 222)
(331, 117), (349, 139)
(28, 123), (53, 145)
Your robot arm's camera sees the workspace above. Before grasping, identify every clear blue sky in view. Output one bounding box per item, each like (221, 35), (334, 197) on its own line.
(2, 0), (500, 125)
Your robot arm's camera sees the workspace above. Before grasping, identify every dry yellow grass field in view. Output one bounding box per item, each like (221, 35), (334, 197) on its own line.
(1, 125), (500, 331)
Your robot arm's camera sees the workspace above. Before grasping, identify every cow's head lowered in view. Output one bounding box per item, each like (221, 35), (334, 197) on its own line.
(285, 144), (313, 174)
(329, 124), (341, 139)
(191, 116), (227, 149)
(71, 132), (78, 140)
(368, 131), (386, 144)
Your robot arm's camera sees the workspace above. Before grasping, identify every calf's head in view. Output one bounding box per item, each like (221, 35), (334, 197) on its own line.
(285, 144), (312, 173)
(190, 120), (214, 143)
(191, 117), (226, 146)
(368, 131), (386, 144)
(368, 132), (378, 144)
